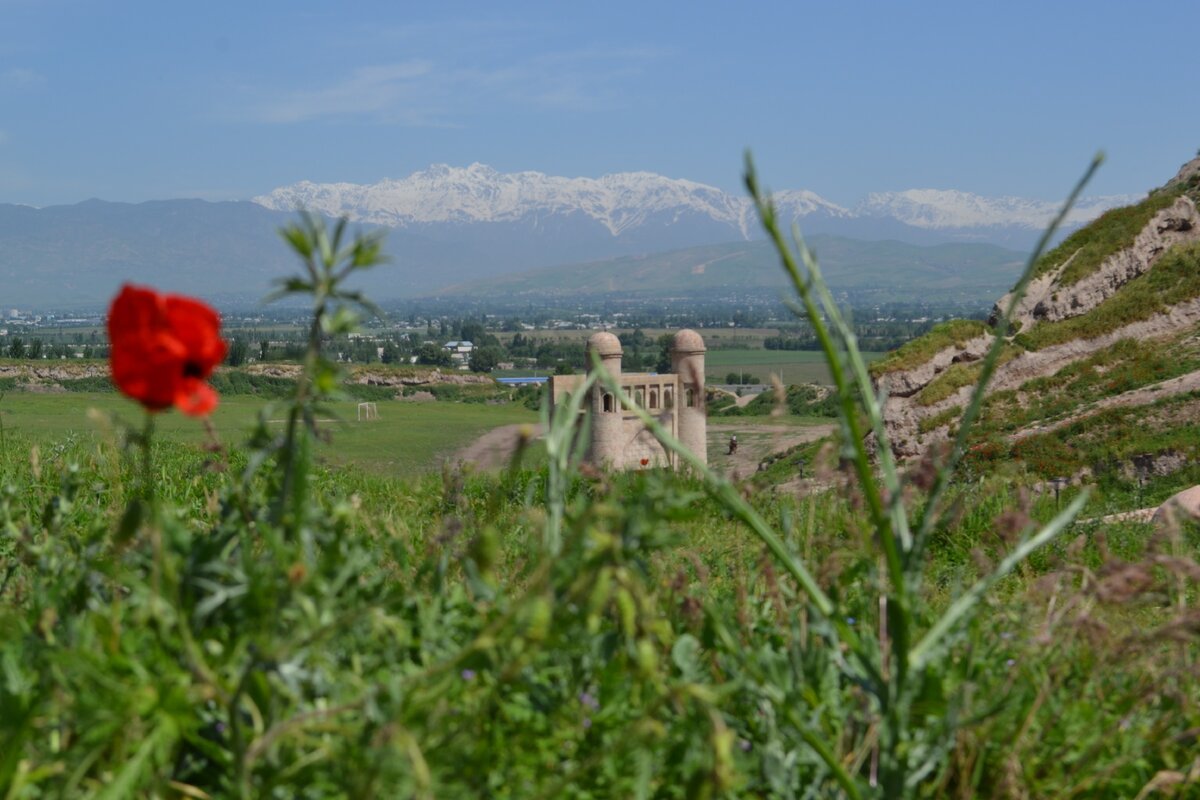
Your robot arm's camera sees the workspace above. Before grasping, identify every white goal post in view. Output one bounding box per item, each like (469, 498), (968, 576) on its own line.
(357, 402), (379, 421)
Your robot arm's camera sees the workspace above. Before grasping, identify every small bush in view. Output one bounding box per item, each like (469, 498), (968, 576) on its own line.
(918, 406), (960, 434)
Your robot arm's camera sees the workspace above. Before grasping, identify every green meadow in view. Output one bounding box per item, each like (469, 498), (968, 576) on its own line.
(0, 392), (537, 478)
(704, 348), (883, 384)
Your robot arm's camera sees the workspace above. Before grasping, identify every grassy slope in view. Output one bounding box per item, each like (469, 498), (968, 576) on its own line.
(1030, 173), (1198, 285)
(971, 330), (1200, 436)
(871, 176), (1200, 490)
(1031, 188), (1186, 283)
(1016, 240), (1200, 350)
(871, 175), (1200, 377)
(870, 319), (988, 375)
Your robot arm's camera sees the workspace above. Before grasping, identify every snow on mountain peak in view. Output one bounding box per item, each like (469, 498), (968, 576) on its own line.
(252, 164), (1134, 240)
(858, 188), (1139, 230)
(253, 164), (849, 238)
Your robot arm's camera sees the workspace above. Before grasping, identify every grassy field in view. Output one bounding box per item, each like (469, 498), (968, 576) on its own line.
(0, 392), (538, 479)
(705, 349), (883, 384)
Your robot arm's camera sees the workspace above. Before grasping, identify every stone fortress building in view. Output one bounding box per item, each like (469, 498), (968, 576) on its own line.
(549, 330), (707, 470)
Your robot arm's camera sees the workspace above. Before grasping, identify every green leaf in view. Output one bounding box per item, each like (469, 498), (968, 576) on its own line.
(671, 634), (704, 683)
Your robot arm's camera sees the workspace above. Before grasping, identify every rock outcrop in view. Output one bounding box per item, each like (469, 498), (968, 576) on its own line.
(879, 333), (994, 399)
(245, 363), (495, 387)
(1152, 484), (1200, 524)
(0, 363), (108, 382)
(1169, 154), (1200, 188)
(1, 362), (497, 391)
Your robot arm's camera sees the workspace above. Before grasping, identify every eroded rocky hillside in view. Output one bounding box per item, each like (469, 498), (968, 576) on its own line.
(872, 154), (1200, 485)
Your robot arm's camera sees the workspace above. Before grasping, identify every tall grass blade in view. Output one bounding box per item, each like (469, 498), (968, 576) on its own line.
(910, 490), (1088, 670)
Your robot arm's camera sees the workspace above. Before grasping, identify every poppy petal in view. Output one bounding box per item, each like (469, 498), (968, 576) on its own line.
(176, 380), (218, 417)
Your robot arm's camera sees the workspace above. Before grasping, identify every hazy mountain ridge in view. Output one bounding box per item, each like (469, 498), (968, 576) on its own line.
(438, 236), (1026, 304)
(0, 199), (307, 308)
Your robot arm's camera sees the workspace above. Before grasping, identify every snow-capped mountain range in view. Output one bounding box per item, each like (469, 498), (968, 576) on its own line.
(0, 163), (1139, 308)
(253, 163), (1133, 244)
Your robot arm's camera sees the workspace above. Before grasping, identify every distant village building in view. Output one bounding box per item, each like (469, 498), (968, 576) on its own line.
(442, 340), (474, 360)
(549, 330), (707, 470)
(442, 340), (475, 368)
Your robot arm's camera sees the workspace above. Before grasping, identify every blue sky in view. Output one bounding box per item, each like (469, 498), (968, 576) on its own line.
(1, 0), (1198, 207)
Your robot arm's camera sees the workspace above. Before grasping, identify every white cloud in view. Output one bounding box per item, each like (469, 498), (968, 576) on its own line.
(243, 45), (664, 125)
(254, 61), (437, 124)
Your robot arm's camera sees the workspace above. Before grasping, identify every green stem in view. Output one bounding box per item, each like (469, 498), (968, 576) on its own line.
(275, 296), (324, 531)
(784, 707), (864, 800)
(140, 411), (155, 505)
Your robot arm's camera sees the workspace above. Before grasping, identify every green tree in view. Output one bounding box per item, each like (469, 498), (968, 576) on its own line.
(469, 345), (503, 373)
(26, 338), (43, 359)
(655, 334), (673, 373)
(227, 337), (249, 366)
(417, 343), (452, 367)
(459, 320), (485, 344)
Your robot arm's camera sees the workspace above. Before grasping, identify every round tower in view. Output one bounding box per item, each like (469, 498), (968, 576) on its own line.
(586, 332), (623, 467)
(670, 329), (707, 465)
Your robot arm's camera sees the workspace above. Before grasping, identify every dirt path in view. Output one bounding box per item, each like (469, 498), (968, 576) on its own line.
(449, 423), (546, 471)
(449, 419), (835, 478)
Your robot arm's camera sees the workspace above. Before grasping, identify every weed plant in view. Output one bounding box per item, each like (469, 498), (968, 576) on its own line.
(1, 161), (1199, 798)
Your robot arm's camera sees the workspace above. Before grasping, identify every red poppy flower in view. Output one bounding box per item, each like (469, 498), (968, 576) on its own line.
(107, 284), (227, 416)
(640, 458), (650, 467)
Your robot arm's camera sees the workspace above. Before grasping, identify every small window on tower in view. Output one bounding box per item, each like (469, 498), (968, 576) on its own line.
(686, 388), (695, 408)
(649, 389), (659, 409)
(603, 393), (614, 413)
(664, 388), (674, 409)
